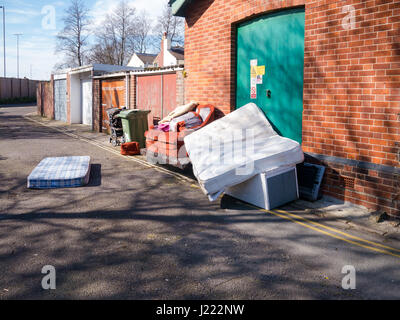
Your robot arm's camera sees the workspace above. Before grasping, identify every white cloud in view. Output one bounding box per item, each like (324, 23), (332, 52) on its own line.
(7, 8), (40, 16)
(90, 0), (166, 29)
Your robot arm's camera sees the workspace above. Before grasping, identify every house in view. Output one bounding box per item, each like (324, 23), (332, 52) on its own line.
(169, 0), (400, 216)
(153, 33), (184, 68)
(127, 53), (157, 68)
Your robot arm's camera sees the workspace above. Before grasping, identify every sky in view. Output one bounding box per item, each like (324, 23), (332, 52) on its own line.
(1, 0), (167, 80)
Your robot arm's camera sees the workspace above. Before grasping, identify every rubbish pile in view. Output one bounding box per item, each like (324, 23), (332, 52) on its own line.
(184, 103), (305, 209)
(153, 101), (204, 132)
(145, 102), (216, 168)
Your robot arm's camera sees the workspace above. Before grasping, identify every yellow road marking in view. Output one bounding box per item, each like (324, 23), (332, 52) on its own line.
(257, 207), (400, 259)
(174, 181), (400, 258)
(274, 209), (400, 253)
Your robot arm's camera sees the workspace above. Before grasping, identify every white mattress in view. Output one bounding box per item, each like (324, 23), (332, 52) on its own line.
(184, 103), (304, 201)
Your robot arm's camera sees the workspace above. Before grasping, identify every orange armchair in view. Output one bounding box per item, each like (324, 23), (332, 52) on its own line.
(145, 105), (216, 169)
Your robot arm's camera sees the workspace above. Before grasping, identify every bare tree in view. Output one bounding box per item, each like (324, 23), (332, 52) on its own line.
(129, 11), (152, 54)
(87, 43), (116, 65)
(154, 2), (185, 50)
(56, 0), (91, 67)
(89, 1), (136, 66)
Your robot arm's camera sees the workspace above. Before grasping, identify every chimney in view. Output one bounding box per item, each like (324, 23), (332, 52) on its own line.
(163, 32), (171, 51)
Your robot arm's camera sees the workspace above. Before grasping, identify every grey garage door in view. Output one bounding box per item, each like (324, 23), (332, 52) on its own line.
(54, 79), (67, 122)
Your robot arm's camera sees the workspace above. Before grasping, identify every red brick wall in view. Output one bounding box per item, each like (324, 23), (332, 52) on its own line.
(176, 70), (186, 106)
(36, 78), (54, 119)
(93, 79), (102, 132)
(130, 75), (136, 109)
(309, 157), (400, 216)
(184, 0), (400, 215)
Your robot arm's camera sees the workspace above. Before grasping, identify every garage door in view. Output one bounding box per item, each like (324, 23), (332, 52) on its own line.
(101, 79), (126, 133)
(236, 8), (305, 144)
(81, 79), (92, 126)
(136, 73), (177, 126)
(54, 79), (67, 122)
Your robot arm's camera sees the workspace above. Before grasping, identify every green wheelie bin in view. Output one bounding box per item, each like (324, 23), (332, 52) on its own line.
(117, 109), (151, 149)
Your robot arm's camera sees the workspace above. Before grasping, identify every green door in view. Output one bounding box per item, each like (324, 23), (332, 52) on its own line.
(236, 8), (305, 144)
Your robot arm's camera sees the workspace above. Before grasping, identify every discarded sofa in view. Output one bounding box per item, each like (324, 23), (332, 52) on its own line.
(145, 104), (216, 169)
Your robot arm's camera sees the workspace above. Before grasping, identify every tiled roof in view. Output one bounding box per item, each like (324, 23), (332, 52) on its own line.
(136, 53), (157, 64)
(169, 47), (184, 61)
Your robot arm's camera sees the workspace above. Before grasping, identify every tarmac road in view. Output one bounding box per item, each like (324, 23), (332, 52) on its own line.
(0, 105), (399, 299)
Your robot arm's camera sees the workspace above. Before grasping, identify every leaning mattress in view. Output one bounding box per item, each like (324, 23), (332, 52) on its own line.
(184, 103), (304, 201)
(27, 156), (91, 189)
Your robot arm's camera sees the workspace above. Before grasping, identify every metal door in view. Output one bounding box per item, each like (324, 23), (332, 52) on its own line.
(81, 79), (93, 126)
(236, 8), (305, 144)
(136, 74), (162, 125)
(162, 73), (177, 117)
(101, 79), (125, 133)
(54, 79), (67, 122)
(136, 73), (177, 125)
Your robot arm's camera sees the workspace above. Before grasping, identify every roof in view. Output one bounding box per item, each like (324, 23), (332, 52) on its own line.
(69, 64), (138, 75)
(136, 53), (157, 65)
(132, 64), (184, 74)
(169, 47), (185, 61)
(169, 0), (194, 17)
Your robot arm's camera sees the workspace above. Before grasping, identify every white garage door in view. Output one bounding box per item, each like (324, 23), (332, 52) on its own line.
(54, 79), (67, 122)
(81, 79), (93, 126)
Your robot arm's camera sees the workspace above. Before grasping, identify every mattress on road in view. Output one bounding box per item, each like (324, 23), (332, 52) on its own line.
(27, 156), (91, 189)
(184, 103), (304, 201)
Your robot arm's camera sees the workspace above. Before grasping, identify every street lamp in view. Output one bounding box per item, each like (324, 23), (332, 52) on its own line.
(0, 6), (5, 77)
(13, 33), (22, 78)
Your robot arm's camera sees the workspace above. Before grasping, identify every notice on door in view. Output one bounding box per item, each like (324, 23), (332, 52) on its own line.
(250, 59), (257, 99)
(250, 60), (265, 99)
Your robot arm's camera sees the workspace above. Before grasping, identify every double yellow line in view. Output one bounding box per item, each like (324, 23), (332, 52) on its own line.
(255, 206), (400, 259)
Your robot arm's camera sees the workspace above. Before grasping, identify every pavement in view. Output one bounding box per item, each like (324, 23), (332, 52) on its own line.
(0, 104), (399, 300)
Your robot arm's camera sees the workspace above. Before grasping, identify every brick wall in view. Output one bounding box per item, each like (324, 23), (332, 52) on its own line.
(93, 78), (102, 132)
(176, 70), (186, 106)
(36, 84), (42, 115)
(130, 75), (136, 109)
(36, 79), (54, 119)
(184, 0), (400, 215)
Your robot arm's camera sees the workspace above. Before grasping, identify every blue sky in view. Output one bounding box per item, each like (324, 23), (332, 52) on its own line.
(1, 0), (166, 80)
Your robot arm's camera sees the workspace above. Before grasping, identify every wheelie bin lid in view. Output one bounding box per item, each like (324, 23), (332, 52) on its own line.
(117, 109), (151, 119)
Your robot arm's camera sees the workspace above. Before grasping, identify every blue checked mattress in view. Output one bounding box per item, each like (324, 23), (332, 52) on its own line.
(28, 156), (91, 189)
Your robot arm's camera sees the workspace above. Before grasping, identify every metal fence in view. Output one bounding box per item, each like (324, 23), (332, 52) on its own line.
(0, 77), (38, 100)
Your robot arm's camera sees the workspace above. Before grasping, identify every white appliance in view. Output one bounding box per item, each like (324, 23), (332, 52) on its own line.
(226, 166), (299, 210)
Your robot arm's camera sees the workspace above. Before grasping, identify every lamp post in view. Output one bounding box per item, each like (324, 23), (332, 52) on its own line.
(0, 6), (5, 77)
(13, 33), (22, 78)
